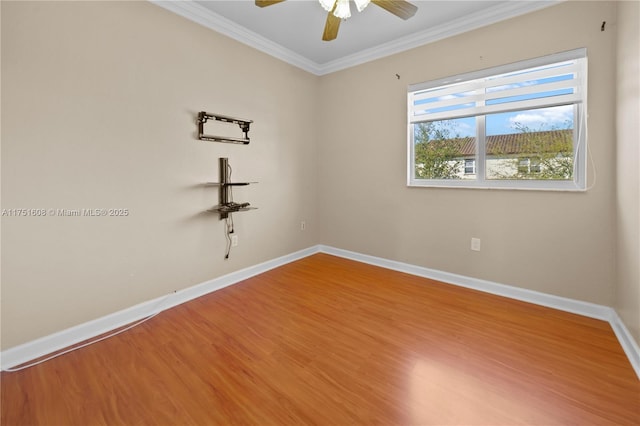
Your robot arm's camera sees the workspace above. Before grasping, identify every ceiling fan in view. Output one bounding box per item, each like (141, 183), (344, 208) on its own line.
(255, 0), (418, 41)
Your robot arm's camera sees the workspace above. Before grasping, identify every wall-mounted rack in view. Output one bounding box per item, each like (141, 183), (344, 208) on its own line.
(197, 112), (253, 144)
(207, 157), (257, 220)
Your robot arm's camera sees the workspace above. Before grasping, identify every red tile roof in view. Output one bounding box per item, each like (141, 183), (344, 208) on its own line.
(420, 129), (573, 156)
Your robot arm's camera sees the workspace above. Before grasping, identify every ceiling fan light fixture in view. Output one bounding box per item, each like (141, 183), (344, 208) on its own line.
(333, 0), (351, 19)
(354, 0), (370, 13)
(259, 0), (419, 42)
(318, 0), (335, 13)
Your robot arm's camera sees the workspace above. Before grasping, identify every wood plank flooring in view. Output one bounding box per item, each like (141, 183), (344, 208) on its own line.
(2, 253), (639, 425)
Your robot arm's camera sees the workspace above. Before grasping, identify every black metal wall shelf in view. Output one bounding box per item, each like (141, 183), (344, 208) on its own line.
(197, 112), (252, 144)
(197, 111), (255, 259)
(208, 157), (257, 220)
(205, 182), (257, 187)
(207, 204), (257, 216)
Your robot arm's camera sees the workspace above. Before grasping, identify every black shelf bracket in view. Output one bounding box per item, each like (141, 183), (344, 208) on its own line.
(207, 157), (257, 220)
(197, 112), (253, 144)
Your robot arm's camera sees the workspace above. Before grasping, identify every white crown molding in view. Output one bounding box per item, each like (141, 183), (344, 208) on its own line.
(3, 244), (637, 380)
(149, 0), (324, 75)
(320, 1), (561, 74)
(149, 0), (560, 76)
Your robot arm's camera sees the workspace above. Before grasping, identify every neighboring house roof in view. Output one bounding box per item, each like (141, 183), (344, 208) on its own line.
(420, 130), (573, 156)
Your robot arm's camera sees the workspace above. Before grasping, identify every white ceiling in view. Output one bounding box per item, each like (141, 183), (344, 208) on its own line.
(152, 0), (559, 75)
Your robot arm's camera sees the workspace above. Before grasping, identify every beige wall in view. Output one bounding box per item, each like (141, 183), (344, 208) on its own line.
(317, 1), (618, 305)
(615, 0), (640, 344)
(2, 0), (636, 352)
(1, 1), (319, 349)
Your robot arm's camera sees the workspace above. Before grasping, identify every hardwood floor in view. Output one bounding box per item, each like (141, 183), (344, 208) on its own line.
(2, 253), (639, 425)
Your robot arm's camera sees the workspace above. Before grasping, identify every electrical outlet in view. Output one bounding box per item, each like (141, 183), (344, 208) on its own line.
(231, 235), (238, 247)
(300, 221), (306, 231)
(471, 237), (481, 251)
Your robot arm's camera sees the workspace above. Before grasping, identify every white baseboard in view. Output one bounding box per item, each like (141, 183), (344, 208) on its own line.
(0, 246), (320, 371)
(2, 243), (638, 380)
(318, 245), (640, 380)
(608, 310), (640, 379)
(318, 245), (613, 320)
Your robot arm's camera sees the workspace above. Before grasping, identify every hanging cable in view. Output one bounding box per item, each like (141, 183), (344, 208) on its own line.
(227, 162), (235, 205)
(572, 104), (596, 191)
(585, 142), (597, 191)
(224, 161), (236, 259)
(224, 215), (234, 259)
(3, 292), (175, 372)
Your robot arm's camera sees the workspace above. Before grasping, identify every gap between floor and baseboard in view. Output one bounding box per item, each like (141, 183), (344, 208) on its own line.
(2, 244), (639, 379)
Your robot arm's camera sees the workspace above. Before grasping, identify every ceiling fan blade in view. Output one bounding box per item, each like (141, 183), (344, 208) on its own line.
(371, 0), (417, 20)
(255, 0), (286, 7)
(322, 11), (341, 41)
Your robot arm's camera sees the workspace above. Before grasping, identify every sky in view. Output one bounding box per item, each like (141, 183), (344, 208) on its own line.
(452, 104), (574, 137)
(413, 60), (577, 137)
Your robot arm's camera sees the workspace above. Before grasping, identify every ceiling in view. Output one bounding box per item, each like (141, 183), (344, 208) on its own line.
(152, 0), (558, 75)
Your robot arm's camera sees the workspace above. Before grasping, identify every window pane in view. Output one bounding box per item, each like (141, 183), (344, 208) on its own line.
(413, 118), (476, 180)
(485, 105), (574, 180)
(464, 159), (476, 175)
(485, 64), (577, 105)
(413, 88), (477, 115)
(408, 50), (586, 190)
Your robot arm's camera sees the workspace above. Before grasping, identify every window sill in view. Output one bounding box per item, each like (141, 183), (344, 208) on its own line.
(407, 180), (587, 192)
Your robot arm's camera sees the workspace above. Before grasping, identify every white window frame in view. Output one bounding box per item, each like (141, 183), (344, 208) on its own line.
(407, 49), (588, 191)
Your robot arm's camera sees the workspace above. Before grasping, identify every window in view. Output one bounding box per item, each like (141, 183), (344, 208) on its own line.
(517, 157), (541, 174)
(464, 159), (476, 175)
(408, 49), (587, 190)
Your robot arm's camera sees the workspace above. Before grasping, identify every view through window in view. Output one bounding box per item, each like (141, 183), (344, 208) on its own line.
(408, 49), (587, 190)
